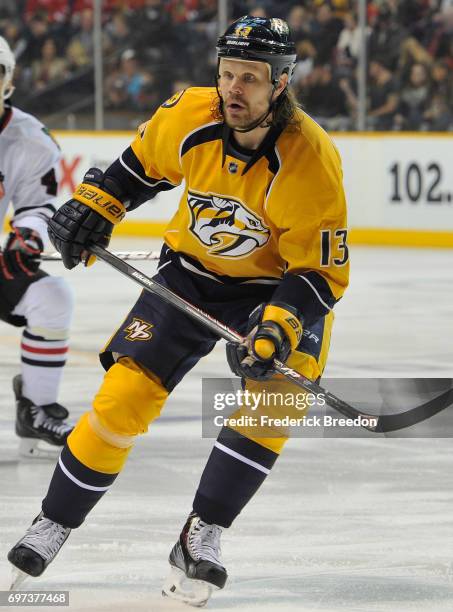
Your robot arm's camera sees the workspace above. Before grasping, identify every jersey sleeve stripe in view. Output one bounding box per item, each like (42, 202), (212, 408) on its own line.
(105, 150), (177, 212)
(14, 204), (56, 217)
(120, 146), (177, 188)
(272, 271), (337, 325)
(297, 274), (334, 311)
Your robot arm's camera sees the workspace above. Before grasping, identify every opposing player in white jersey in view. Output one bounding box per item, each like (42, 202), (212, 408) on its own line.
(0, 36), (74, 457)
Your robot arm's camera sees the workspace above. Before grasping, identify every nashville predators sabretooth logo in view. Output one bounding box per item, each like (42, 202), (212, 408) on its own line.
(187, 191), (270, 258)
(124, 317), (154, 341)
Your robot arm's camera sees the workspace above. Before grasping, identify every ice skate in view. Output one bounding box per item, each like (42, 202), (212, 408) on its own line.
(8, 512), (71, 589)
(13, 375), (72, 459)
(162, 512), (227, 607)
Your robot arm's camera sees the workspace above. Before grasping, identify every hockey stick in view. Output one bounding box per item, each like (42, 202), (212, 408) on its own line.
(41, 250), (160, 262)
(89, 244), (453, 433)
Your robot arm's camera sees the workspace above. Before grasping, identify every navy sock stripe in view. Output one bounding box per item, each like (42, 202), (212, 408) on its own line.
(21, 357), (66, 368)
(217, 426), (278, 470)
(42, 445), (119, 528)
(60, 445), (118, 488)
(193, 442), (275, 528)
(23, 330), (63, 342)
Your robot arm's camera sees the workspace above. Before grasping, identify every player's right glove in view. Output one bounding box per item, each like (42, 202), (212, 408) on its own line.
(48, 167), (126, 269)
(226, 302), (303, 381)
(0, 227), (44, 280)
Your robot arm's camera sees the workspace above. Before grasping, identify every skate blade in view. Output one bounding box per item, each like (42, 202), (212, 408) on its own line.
(10, 567), (29, 591)
(18, 438), (60, 460)
(162, 566), (218, 608)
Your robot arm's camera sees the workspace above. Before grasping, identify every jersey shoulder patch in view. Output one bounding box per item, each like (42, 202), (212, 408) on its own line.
(161, 89), (186, 109)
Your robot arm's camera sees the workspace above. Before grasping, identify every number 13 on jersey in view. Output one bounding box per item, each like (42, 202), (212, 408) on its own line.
(320, 229), (349, 267)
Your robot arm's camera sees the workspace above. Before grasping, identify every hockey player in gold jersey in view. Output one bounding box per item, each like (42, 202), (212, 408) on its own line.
(8, 15), (349, 606)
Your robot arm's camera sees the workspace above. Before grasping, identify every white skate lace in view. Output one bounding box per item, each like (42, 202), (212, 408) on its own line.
(30, 406), (71, 437)
(20, 516), (69, 561)
(187, 518), (223, 565)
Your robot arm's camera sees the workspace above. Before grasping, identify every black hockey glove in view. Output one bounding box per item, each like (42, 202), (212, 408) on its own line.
(48, 167), (126, 270)
(0, 227), (44, 280)
(226, 302), (303, 381)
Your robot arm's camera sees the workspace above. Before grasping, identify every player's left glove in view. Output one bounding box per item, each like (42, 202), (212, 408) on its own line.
(226, 302), (303, 381)
(0, 227), (44, 280)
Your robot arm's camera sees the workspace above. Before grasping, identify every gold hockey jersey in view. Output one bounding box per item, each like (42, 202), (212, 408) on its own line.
(112, 87), (349, 323)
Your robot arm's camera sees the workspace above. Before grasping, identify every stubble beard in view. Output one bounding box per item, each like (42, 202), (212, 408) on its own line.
(224, 106), (270, 132)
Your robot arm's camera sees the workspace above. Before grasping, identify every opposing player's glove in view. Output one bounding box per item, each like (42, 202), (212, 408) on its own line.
(48, 167), (126, 270)
(226, 302), (303, 381)
(0, 227), (44, 280)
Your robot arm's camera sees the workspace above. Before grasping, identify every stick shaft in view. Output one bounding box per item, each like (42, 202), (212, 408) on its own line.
(41, 250), (160, 262)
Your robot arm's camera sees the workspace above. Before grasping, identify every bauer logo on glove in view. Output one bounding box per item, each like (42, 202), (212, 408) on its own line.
(226, 302), (303, 381)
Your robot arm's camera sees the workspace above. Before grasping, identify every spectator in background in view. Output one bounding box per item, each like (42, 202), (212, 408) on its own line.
(31, 36), (69, 90)
(287, 5), (312, 44)
(311, 2), (344, 64)
(336, 12), (369, 65)
(1, 20), (27, 61)
(105, 48), (154, 111)
(398, 35), (434, 77)
(435, 8), (453, 70)
(429, 6), (453, 64)
(66, 9), (95, 70)
(368, 3), (408, 71)
(129, 0), (174, 79)
(394, 62), (431, 130)
(421, 59), (453, 130)
(422, 92), (452, 130)
(292, 39), (317, 88)
(300, 62), (351, 130)
(104, 10), (133, 56)
(130, 0), (173, 49)
(430, 59), (453, 104)
(367, 59), (399, 130)
(21, 14), (50, 66)
(396, 0), (435, 37)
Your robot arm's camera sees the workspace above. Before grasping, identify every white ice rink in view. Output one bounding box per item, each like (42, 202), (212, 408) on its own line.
(1, 239), (452, 611)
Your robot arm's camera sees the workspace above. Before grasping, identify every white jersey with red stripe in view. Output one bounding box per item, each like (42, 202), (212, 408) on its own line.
(0, 105), (61, 244)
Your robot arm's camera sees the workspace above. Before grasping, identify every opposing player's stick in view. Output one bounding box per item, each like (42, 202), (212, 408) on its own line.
(41, 250), (160, 262)
(90, 244), (453, 433)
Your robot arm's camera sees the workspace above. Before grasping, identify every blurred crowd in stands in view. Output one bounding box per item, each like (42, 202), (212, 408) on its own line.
(0, 0), (452, 130)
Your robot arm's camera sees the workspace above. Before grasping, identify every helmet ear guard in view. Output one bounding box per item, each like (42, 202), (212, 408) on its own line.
(0, 36), (16, 100)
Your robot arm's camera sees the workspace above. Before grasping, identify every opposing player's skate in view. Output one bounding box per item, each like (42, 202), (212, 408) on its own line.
(13, 375), (72, 458)
(8, 512), (71, 589)
(162, 512), (227, 607)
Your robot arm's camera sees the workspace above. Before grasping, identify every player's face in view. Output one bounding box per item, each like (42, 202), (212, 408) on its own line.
(218, 58), (278, 130)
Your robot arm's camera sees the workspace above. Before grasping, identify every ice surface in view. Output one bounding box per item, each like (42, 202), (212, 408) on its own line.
(0, 240), (452, 611)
